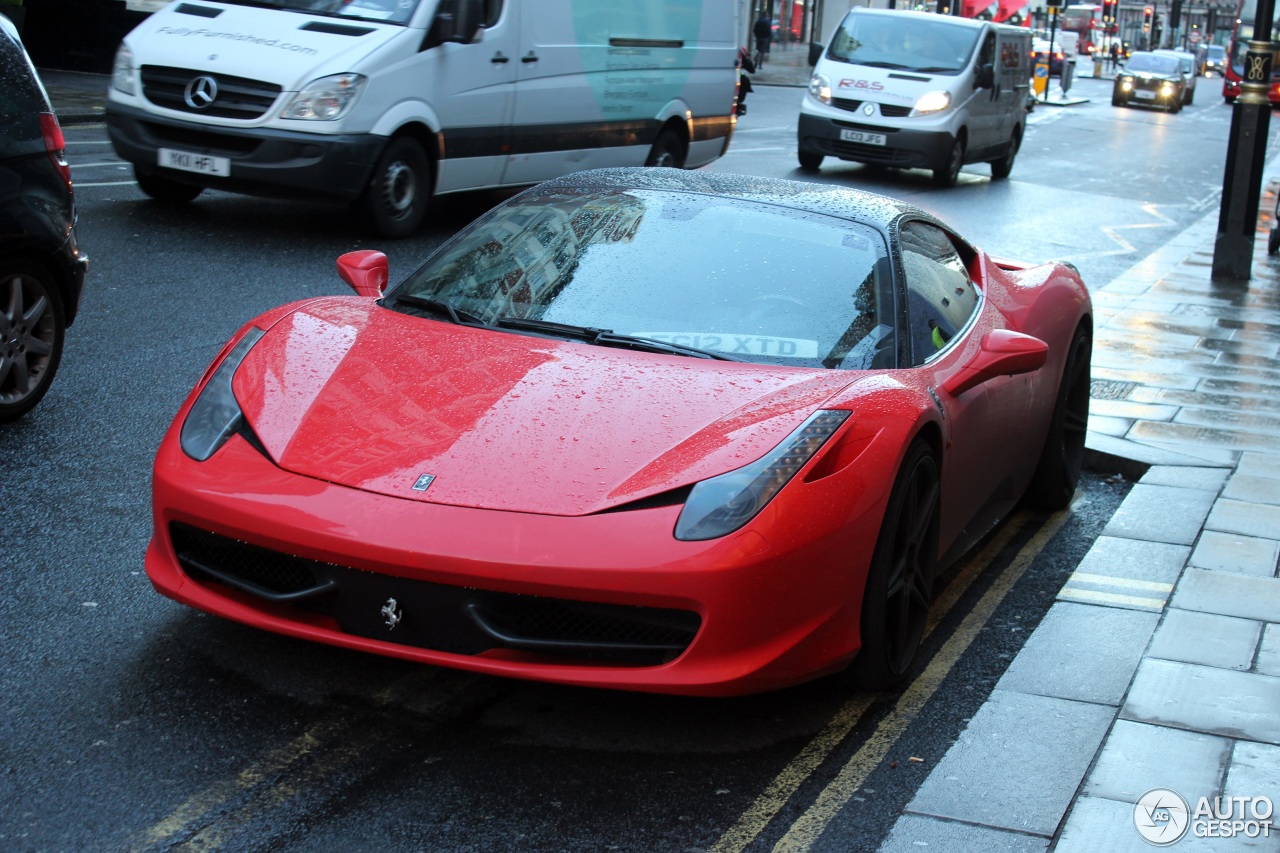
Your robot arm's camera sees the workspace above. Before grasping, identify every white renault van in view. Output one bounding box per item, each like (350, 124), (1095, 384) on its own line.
(797, 9), (1030, 187)
(106, 0), (739, 236)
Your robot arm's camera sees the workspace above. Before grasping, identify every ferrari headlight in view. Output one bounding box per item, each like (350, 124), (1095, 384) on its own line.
(809, 73), (832, 104)
(911, 90), (951, 116)
(281, 73), (366, 121)
(674, 410), (851, 541)
(111, 44), (135, 96)
(180, 328), (264, 461)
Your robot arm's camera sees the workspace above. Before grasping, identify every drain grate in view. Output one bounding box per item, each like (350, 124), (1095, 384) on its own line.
(1090, 379), (1136, 400)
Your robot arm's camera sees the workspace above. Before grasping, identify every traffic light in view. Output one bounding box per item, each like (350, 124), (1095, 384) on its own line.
(1143, 5), (1153, 31)
(1102, 0), (1117, 24)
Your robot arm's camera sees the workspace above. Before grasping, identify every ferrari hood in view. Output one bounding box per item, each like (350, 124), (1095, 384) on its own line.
(231, 299), (858, 516)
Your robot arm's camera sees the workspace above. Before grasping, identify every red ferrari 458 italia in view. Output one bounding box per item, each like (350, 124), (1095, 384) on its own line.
(146, 169), (1091, 696)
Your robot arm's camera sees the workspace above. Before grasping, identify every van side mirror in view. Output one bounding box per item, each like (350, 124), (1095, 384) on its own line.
(808, 41), (824, 67)
(437, 0), (483, 44)
(975, 63), (995, 89)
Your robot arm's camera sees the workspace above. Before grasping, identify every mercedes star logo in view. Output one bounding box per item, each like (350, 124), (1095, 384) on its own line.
(184, 75), (219, 110)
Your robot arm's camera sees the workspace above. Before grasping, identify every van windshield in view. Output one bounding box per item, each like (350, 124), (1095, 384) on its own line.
(227, 0), (422, 25)
(826, 14), (980, 75)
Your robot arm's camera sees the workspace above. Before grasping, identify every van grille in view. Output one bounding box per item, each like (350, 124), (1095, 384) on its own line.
(141, 66), (282, 120)
(832, 98), (912, 118)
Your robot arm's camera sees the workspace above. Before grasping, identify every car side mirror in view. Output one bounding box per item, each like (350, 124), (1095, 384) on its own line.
(975, 63), (995, 89)
(942, 329), (1048, 396)
(337, 250), (389, 298)
(808, 41), (824, 66)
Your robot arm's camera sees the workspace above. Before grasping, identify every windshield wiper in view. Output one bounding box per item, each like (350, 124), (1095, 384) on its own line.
(912, 66), (957, 73)
(390, 294), (487, 326)
(493, 317), (742, 361)
(857, 60), (911, 69)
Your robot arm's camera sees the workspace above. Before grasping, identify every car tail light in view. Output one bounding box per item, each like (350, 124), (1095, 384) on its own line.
(38, 112), (72, 193)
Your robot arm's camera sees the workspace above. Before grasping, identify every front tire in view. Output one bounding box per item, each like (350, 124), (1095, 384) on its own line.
(849, 441), (940, 690)
(0, 262), (65, 422)
(933, 135), (965, 188)
(990, 126), (1021, 180)
(1023, 326), (1091, 510)
(356, 137), (432, 239)
(645, 128), (686, 168)
(798, 150), (824, 171)
(135, 168), (203, 203)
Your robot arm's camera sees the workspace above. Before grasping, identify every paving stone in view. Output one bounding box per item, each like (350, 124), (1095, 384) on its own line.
(1121, 659), (1280, 745)
(1238, 452), (1280, 480)
(1057, 796), (1280, 853)
(1148, 610), (1262, 671)
(1224, 474), (1280, 506)
(1132, 437), (1244, 467)
(1086, 432), (1233, 469)
(1070, 536), (1189, 585)
(1206, 499), (1280, 541)
(1259, 625), (1280, 678)
(1224, 741), (1280, 805)
(1102, 484), (1219, 546)
(1083, 720), (1231, 803)
(1170, 569), (1280, 623)
(875, 814), (1047, 853)
(1090, 400), (1180, 421)
(1128, 421), (1263, 458)
(996, 604), (1158, 704)
(906, 690), (1114, 837)
(1087, 415), (1133, 438)
(1141, 386), (1280, 415)
(1140, 466), (1231, 491)
(1093, 365), (1201, 391)
(1190, 531), (1280, 577)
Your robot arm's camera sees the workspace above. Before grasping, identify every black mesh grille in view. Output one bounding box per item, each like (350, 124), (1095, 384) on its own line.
(832, 97), (863, 112)
(141, 66), (282, 120)
(172, 524), (319, 593)
(168, 523), (700, 665)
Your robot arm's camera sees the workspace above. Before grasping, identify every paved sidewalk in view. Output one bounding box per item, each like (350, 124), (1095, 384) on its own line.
(38, 68), (1280, 852)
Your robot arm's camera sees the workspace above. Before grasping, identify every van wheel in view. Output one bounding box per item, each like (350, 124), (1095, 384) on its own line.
(645, 129), (686, 168)
(135, 168), (203, 203)
(357, 137), (431, 239)
(990, 126), (1020, 180)
(933, 135), (965, 188)
(798, 150), (824, 171)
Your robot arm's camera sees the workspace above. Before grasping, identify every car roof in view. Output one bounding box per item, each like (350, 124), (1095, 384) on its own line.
(535, 168), (933, 234)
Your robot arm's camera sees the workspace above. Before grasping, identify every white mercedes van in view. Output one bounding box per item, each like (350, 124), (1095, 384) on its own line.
(797, 9), (1030, 187)
(106, 0), (739, 236)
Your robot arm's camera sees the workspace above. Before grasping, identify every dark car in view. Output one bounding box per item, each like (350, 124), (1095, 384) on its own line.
(1112, 51), (1186, 112)
(0, 16), (87, 421)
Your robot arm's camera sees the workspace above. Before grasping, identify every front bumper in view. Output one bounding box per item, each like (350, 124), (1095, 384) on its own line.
(106, 101), (384, 201)
(148, 430), (891, 696)
(797, 111), (953, 171)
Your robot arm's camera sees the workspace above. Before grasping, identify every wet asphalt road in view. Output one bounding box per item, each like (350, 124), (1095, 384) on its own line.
(0, 77), (1264, 850)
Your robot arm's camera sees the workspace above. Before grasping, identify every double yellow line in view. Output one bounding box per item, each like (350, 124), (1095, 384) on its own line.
(712, 509), (1070, 853)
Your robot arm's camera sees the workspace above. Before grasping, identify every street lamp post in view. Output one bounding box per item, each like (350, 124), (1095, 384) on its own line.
(1213, 0), (1277, 280)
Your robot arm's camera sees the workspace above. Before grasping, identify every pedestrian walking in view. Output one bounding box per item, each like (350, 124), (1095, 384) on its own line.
(753, 12), (772, 64)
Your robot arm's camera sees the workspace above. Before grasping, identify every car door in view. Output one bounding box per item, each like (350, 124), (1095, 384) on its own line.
(899, 219), (1030, 551)
(966, 30), (1002, 156)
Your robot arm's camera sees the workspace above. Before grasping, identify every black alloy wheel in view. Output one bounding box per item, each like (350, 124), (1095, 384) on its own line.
(0, 263), (65, 422)
(1023, 325), (1091, 510)
(850, 440), (940, 689)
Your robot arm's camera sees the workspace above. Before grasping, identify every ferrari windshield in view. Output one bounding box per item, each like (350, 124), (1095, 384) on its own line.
(221, 0), (422, 25)
(826, 13), (980, 75)
(388, 187), (895, 370)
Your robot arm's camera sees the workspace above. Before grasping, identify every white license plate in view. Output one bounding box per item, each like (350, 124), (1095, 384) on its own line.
(1134, 90), (1156, 100)
(159, 148), (230, 176)
(839, 129), (886, 146)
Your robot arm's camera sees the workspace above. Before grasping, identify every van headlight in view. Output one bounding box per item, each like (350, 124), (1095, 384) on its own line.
(674, 410), (850, 541)
(281, 73), (367, 121)
(808, 73), (832, 104)
(111, 44), (136, 96)
(911, 90), (951, 116)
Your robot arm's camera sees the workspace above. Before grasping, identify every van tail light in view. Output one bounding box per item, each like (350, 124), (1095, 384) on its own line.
(38, 112), (73, 193)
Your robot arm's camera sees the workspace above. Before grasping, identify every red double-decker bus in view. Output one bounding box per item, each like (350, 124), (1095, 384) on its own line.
(993, 0), (1031, 26)
(1222, 0), (1280, 104)
(1060, 4), (1105, 54)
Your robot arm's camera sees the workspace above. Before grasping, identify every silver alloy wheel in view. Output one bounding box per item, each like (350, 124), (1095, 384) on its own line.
(0, 271), (57, 408)
(379, 159), (418, 220)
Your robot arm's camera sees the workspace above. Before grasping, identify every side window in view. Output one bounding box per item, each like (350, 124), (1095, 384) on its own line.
(484, 0), (502, 28)
(978, 32), (996, 67)
(900, 220), (978, 366)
